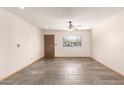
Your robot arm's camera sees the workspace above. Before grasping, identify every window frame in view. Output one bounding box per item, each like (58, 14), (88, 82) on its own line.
(63, 35), (82, 47)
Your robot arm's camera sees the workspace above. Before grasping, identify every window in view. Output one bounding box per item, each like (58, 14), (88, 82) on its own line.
(63, 35), (81, 47)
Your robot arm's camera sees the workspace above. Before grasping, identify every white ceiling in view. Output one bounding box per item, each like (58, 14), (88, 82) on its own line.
(3, 7), (123, 31)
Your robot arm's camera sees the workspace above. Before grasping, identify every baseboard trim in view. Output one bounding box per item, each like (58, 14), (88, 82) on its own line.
(91, 57), (124, 78)
(0, 57), (44, 81)
(54, 57), (91, 58)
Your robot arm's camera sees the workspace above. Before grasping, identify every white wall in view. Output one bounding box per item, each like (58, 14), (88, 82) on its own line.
(0, 8), (44, 80)
(43, 30), (91, 57)
(91, 10), (124, 75)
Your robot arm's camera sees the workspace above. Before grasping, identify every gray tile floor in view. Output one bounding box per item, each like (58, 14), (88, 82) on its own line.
(0, 57), (124, 85)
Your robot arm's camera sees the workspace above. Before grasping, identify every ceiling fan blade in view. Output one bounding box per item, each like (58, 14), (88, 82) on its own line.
(74, 27), (80, 31)
(75, 25), (82, 27)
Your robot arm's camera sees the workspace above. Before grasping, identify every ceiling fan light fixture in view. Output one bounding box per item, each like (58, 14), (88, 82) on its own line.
(68, 28), (74, 32)
(19, 6), (25, 9)
(66, 21), (80, 32)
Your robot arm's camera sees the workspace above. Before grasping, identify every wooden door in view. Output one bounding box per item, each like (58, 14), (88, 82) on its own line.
(44, 35), (55, 58)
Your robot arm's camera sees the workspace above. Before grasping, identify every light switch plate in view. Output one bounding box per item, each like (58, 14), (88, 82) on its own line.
(17, 44), (20, 48)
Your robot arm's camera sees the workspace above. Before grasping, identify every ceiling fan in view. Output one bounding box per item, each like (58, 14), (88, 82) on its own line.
(67, 21), (82, 31)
